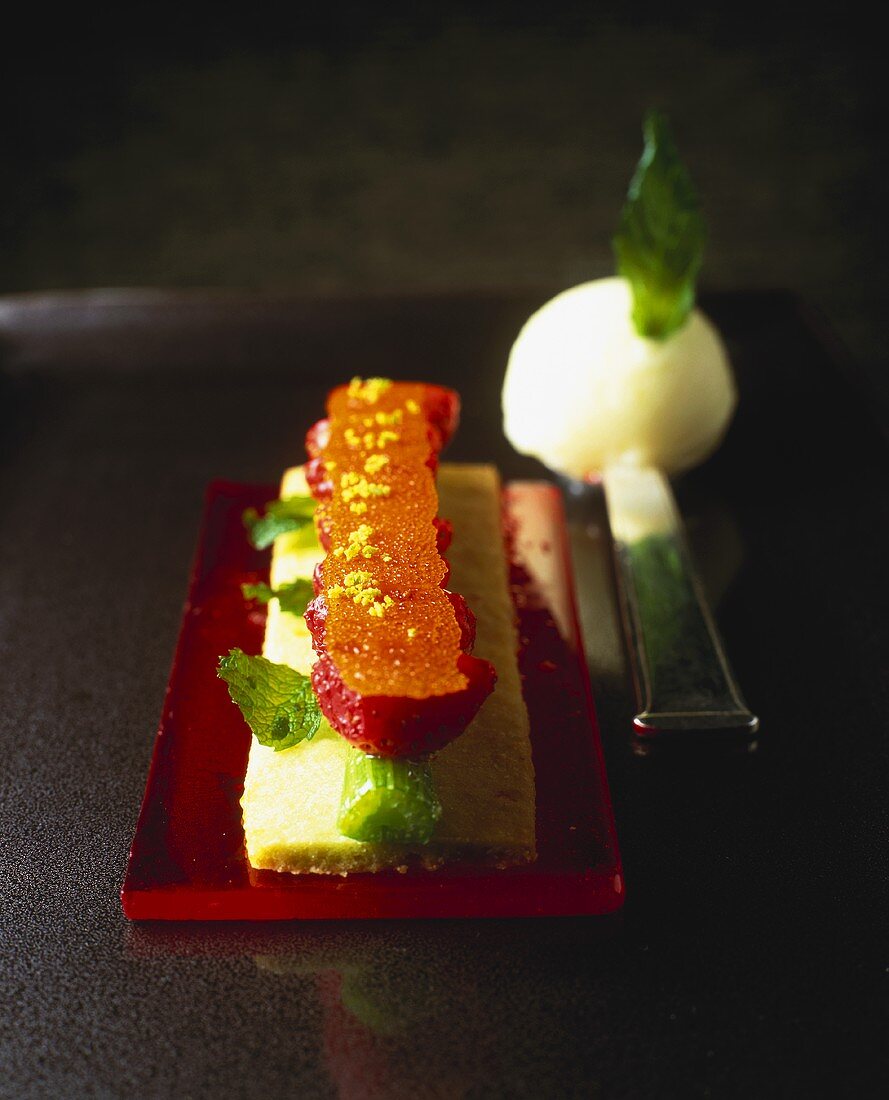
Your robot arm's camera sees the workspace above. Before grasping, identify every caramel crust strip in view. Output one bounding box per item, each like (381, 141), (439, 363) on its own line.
(315, 380), (466, 699)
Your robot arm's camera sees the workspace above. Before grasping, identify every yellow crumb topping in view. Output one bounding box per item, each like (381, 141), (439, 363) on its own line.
(363, 453), (390, 476)
(347, 376), (393, 403)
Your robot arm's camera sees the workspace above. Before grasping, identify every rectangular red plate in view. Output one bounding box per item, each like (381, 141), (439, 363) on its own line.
(122, 479), (623, 919)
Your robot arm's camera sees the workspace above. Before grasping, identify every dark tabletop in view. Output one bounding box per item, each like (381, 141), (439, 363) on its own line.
(0, 289), (886, 1098)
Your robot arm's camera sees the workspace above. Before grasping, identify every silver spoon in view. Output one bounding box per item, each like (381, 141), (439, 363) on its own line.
(600, 465), (759, 752)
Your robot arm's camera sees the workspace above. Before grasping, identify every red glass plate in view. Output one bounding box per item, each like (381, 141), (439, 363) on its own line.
(121, 480), (623, 919)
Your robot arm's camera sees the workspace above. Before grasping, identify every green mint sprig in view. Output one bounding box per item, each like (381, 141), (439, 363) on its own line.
(242, 496), (316, 550)
(217, 648), (321, 751)
(613, 110), (706, 341)
(241, 578), (314, 617)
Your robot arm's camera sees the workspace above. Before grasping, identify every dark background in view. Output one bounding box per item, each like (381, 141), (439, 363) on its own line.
(2, 2), (887, 403)
(1, 7), (887, 1099)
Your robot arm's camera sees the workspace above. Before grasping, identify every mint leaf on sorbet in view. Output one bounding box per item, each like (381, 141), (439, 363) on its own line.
(613, 110), (706, 340)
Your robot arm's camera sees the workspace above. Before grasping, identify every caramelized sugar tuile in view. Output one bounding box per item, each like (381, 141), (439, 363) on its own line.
(314, 381), (467, 698)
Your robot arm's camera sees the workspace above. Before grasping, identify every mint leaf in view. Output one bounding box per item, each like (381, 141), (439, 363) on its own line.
(241, 581), (276, 604)
(217, 648), (321, 751)
(613, 110), (706, 340)
(270, 579), (316, 616)
(241, 578), (314, 617)
(243, 496), (316, 550)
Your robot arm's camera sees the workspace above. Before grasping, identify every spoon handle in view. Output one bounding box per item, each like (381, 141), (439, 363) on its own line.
(602, 466), (759, 751)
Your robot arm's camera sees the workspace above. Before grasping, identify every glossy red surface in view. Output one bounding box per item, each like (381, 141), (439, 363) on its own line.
(121, 480), (623, 919)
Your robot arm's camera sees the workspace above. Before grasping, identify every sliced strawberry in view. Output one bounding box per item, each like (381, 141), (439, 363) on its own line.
(310, 652), (495, 758)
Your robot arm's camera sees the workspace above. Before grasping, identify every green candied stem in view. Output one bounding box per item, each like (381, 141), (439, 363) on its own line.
(337, 752), (442, 844)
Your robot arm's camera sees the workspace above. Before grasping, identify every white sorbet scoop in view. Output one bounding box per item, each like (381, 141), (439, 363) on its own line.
(503, 277), (758, 748)
(502, 277), (736, 480)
